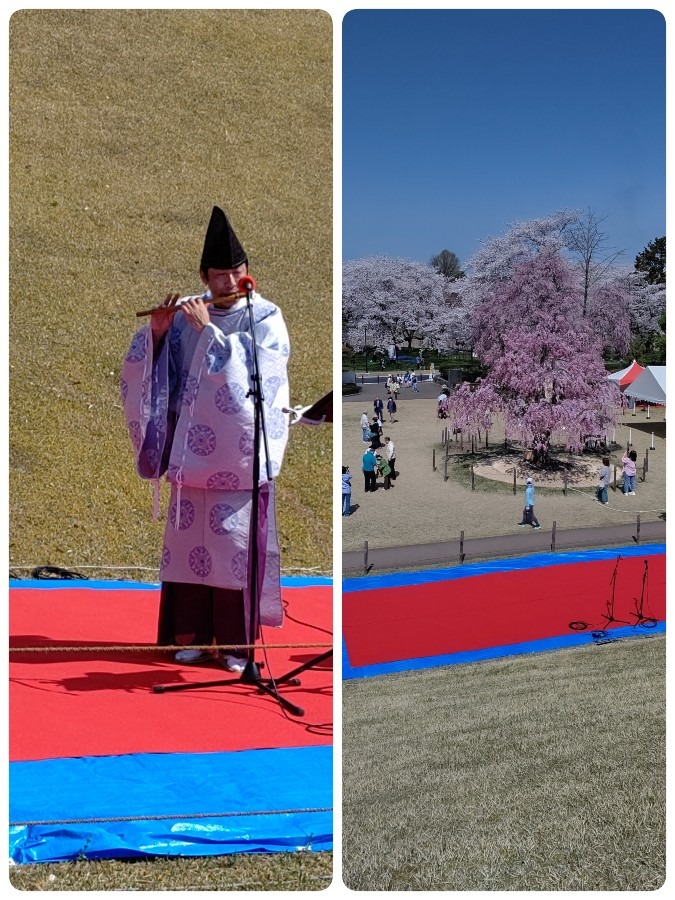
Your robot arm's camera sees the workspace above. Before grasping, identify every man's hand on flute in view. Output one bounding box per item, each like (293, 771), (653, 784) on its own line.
(150, 292), (181, 351)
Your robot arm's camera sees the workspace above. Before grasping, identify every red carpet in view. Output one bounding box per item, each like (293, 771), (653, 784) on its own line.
(10, 582), (332, 762)
(343, 555), (665, 668)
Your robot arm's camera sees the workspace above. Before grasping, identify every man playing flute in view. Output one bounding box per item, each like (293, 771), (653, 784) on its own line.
(121, 206), (290, 671)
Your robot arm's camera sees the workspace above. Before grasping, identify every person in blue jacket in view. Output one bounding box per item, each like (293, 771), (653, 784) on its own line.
(518, 477), (541, 528)
(342, 466), (352, 516)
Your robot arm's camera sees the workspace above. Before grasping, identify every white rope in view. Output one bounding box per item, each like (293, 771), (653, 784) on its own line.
(564, 484), (666, 516)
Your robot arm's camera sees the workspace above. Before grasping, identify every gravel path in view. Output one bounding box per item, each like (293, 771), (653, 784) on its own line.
(342, 379), (666, 554)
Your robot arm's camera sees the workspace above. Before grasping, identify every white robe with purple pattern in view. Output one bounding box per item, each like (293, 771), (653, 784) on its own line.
(121, 292), (290, 632)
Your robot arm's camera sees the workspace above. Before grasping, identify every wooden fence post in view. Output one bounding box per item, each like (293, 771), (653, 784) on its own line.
(513, 468), (517, 495)
(363, 540), (369, 575)
(563, 473), (568, 497)
(459, 530), (465, 564)
(636, 515), (641, 544)
(613, 465), (617, 492)
(432, 448), (436, 471)
(471, 465), (475, 491)
(551, 520), (557, 552)
(444, 454), (448, 482)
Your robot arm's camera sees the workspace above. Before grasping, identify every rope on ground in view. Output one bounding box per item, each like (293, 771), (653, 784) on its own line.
(9, 642), (332, 655)
(11, 806), (333, 827)
(563, 484), (666, 515)
(9, 564), (331, 577)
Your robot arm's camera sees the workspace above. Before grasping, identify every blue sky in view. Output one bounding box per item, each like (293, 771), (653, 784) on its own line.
(342, 8), (666, 270)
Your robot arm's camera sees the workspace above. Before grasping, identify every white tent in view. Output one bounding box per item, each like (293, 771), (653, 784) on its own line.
(623, 366), (666, 405)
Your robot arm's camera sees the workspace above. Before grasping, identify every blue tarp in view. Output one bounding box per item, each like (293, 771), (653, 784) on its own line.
(10, 745), (332, 863)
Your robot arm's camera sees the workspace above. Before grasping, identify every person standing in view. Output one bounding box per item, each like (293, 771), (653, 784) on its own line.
(373, 396), (384, 420)
(376, 453), (392, 489)
(391, 379), (400, 402)
(342, 466), (352, 516)
(121, 205), (290, 670)
(596, 457), (611, 505)
(518, 477), (541, 528)
(369, 416), (383, 449)
(387, 395), (397, 422)
(360, 410), (370, 443)
(384, 436), (396, 481)
(622, 449), (637, 495)
(411, 373), (418, 392)
(362, 447), (378, 492)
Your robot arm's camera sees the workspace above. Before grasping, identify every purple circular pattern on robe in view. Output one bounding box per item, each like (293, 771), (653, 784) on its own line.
(266, 407), (286, 440)
(215, 382), (247, 415)
(270, 460), (281, 477)
(125, 332), (146, 363)
(144, 448), (160, 471)
(187, 424), (216, 456)
(263, 375), (284, 403)
(231, 550), (247, 582)
(206, 471), (241, 489)
(120, 379), (128, 402)
(209, 503), (239, 535)
(161, 546), (171, 569)
(189, 546), (212, 577)
(169, 498), (195, 530)
(128, 421), (142, 450)
(281, 343), (290, 358)
(180, 373), (199, 407)
(239, 431), (254, 456)
(167, 464), (183, 483)
(207, 345), (230, 373)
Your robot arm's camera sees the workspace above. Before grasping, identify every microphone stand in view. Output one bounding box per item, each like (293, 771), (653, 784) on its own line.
(154, 278), (304, 716)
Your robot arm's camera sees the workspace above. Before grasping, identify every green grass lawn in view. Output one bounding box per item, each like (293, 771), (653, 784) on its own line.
(9, 8), (332, 578)
(9, 9), (332, 887)
(343, 634), (665, 891)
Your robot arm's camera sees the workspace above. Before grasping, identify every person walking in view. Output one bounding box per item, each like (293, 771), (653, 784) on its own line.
(360, 410), (370, 443)
(384, 436), (396, 481)
(387, 395), (397, 422)
(373, 396), (384, 420)
(362, 447), (378, 492)
(342, 465), (352, 516)
(595, 457), (611, 505)
(518, 477), (541, 528)
(622, 449), (637, 495)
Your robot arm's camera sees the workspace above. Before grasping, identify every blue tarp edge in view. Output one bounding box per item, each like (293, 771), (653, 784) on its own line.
(10, 746), (332, 864)
(343, 543), (665, 592)
(10, 575), (331, 590)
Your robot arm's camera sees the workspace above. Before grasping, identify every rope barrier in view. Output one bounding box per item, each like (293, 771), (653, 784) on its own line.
(11, 806), (333, 827)
(9, 564), (330, 575)
(10, 642), (332, 655)
(564, 484), (666, 515)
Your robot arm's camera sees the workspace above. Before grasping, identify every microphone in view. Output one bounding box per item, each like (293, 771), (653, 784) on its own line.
(238, 275), (256, 294)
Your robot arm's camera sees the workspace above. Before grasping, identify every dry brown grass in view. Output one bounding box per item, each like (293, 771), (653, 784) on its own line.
(9, 8), (333, 578)
(343, 634), (666, 891)
(9, 9), (332, 888)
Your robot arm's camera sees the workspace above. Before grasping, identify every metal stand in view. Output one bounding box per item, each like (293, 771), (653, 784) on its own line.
(599, 556), (631, 629)
(153, 277), (305, 716)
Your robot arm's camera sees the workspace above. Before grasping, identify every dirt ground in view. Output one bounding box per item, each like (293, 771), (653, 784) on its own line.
(342, 379), (666, 552)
